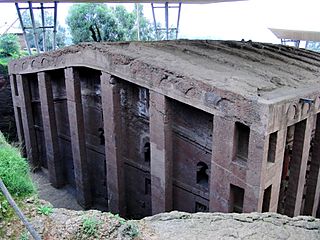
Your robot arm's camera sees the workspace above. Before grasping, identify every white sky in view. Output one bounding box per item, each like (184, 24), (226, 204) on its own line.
(0, 0), (320, 44)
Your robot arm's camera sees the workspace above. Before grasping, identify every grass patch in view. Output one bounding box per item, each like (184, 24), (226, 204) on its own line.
(0, 132), (35, 197)
(0, 132), (36, 225)
(80, 215), (101, 237)
(19, 231), (29, 240)
(37, 204), (53, 216)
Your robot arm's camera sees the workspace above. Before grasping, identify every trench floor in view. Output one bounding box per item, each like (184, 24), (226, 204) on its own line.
(31, 169), (83, 211)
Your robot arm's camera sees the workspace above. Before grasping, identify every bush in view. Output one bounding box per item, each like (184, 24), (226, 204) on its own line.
(0, 62), (8, 77)
(0, 132), (35, 197)
(0, 34), (20, 58)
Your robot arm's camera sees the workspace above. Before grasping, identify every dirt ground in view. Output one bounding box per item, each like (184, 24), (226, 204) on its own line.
(31, 169), (83, 211)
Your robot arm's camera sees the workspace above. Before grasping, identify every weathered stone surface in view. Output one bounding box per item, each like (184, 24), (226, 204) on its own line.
(139, 211), (320, 240)
(9, 40), (320, 133)
(14, 207), (320, 240)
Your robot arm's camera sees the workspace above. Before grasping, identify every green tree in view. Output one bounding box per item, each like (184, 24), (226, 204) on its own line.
(113, 5), (135, 40)
(306, 41), (320, 52)
(67, 3), (110, 43)
(0, 34), (20, 57)
(66, 3), (156, 44)
(133, 4), (157, 41)
(101, 8), (125, 42)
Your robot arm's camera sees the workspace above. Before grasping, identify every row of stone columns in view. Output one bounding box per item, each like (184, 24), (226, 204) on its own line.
(11, 69), (93, 209)
(304, 114), (320, 216)
(267, 114), (320, 217)
(284, 118), (314, 217)
(18, 68), (173, 214)
(10, 74), (39, 169)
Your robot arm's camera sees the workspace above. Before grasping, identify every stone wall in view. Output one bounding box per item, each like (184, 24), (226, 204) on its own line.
(0, 70), (16, 141)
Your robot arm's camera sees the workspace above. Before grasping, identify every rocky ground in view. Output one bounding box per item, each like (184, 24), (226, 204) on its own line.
(1, 197), (320, 240)
(140, 211), (320, 240)
(0, 171), (319, 239)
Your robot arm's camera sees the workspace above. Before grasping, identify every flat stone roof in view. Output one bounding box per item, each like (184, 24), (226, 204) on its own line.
(10, 40), (320, 103)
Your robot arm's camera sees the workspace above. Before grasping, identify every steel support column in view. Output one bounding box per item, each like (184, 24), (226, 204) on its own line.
(151, 2), (182, 40)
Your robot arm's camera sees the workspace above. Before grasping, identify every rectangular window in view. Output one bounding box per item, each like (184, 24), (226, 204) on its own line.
(230, 184), (245, 213)
(234, 122), (250, 161)
(267, 132), (278, 163)
(262, 185), (272, 212)
(12, 75), (19, 96)
(138, 87), (149, 117)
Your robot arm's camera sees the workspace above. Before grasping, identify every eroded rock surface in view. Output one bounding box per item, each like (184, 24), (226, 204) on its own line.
(139, 211), (320, 240)
(3, 198), (320, 240)
(28, 207), (320, 240)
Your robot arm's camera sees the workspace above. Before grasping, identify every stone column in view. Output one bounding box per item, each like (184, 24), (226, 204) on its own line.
(304, 114), (320, 216)
(65, 67), (92, 208)
(268, 127), (287, 212)
(285, 117), (314, 217)
(15, 74), (39, 169)
(38, 72), (64, 188)
(243, 130), (269, 213)
(100, 72), (125, 216)
(209, 116), (234, 213)
(150, 91), (173, 214)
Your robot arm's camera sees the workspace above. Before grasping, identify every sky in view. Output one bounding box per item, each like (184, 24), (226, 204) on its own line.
(0, 0), (320, 44)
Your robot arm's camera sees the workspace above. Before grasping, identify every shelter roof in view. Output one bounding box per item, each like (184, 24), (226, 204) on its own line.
(269, 28), (320, 42)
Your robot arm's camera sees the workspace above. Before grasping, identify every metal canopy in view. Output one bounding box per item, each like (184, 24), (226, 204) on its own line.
(3, 0), (246, 55)
(269, 28), (320, 42)
(0, 0), (245, 3)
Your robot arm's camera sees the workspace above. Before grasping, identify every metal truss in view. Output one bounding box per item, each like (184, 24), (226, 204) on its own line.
(151, 2), (182, 40)
(15, 1), (58, 55)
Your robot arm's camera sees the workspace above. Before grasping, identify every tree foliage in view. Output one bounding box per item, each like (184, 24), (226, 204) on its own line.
(0, 34), (21, 57)
(306, 41), (320, 52)
(66, 3), (156, 44)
